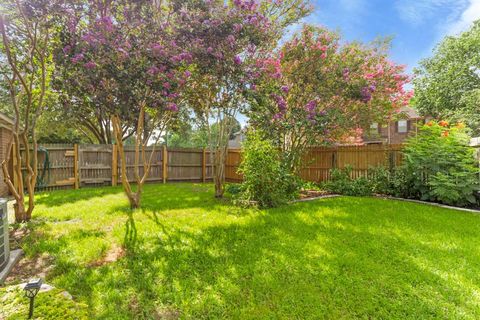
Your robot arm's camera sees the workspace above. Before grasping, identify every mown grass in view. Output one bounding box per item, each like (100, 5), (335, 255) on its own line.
(4, 183), (480, 319)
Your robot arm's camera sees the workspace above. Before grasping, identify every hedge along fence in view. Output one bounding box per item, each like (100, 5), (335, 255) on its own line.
(10, 143), (403, 192)
(224, 144), (404, 183)
(12, 144), (214, 192)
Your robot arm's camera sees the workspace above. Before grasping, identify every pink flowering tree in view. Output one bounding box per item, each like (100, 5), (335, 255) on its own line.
(56, 1), (190, 208)
(172, 0), (276, 198)
(248, 25), (413, 173)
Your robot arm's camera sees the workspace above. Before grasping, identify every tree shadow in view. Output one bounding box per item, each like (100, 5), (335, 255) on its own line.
(20, 195), (480, 318)
(123, 210), (138, 252)
(35, 186), (124, 208)
(114, 199), (480, 318)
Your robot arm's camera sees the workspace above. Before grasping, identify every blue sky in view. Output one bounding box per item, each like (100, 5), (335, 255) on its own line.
(290, 0), (480, 73)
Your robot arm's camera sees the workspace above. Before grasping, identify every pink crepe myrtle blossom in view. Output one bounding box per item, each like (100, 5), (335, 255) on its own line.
(165, 103), (178, 112)
(84, 61), (96, 69)
(62, 45), (72, 55)
(247, 24), (412, 174)
(147, 66), (160, 75)
(71, 53), (84, 64)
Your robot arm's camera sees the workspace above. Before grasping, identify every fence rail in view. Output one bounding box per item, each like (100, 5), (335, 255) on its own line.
(15, 144), (214, 192)
(224, 144), (404, 183)
(12, 143), (404, 192)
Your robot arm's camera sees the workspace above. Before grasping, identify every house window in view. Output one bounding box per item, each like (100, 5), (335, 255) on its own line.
(397, 120), (408, 133)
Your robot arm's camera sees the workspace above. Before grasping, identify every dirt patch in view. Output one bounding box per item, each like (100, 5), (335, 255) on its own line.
(88, 244), (125, 267)
(5, 253), (54, 284)
(9, 227), (31, 250)
(153, 307), (181, 320)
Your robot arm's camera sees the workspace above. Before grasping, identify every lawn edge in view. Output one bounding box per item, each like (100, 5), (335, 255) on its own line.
(376, 196), (480, 214)
(294, 194), (480, 215)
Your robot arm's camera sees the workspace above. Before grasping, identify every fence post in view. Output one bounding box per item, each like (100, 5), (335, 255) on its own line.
(111, 144), (117, 186)
(332, 149), (338, 169)
(202, 148), (206, 183)
(162, 145), (168, 183)
(74, 144), (79, 189)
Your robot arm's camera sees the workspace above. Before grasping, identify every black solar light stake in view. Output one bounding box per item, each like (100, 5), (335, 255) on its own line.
(23, 278), (43, 319)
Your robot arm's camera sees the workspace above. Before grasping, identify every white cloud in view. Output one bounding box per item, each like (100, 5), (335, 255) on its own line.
(395, 0), (467, 26)
(395, 0), (480, 34)
(446, 0), (480, 35)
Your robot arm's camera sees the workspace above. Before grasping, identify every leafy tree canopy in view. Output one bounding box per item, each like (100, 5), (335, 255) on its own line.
(413, 20), (480, 134)
(248, 25), (412, 172)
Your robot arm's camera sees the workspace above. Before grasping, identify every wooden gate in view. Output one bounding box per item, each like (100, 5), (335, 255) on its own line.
(78, 144), (113, 187)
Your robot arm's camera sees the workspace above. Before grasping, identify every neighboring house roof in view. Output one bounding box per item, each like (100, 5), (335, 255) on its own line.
(397, 106), (422, 119)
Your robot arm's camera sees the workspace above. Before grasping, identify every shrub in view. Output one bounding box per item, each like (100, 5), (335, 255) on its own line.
(368, 166), (392, 195)
(323, 166), (372, 196)
(238, 131), (298, 208)
(366, 165), (418, 198)
(301, 180), (322, 191)
(389, 166), (417, 199)
(225, 183), (244, 196)
(401, 121), (479, 206)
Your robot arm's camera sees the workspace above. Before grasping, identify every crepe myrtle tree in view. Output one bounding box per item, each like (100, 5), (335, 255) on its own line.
(248, 25), (413, 173)
(57, 1), (190, 209)
(173, 0), (275, 198)
(0, 0), (57, 222)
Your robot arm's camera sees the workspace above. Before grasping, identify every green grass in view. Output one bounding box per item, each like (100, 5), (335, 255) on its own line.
(4, 183), (480, 319)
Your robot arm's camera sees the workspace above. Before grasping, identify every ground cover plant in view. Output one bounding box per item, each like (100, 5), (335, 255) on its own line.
(3, 183), (480, 319)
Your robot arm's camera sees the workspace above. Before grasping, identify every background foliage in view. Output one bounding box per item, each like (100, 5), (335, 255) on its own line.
(414, 20), (480, 134)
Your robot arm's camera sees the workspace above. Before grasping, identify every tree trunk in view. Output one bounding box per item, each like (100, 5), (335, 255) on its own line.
(1, 138), (35, 223)
(213, 146), (227, 198)
(113, 115), (139, 209)
(112, 107), (156, 210)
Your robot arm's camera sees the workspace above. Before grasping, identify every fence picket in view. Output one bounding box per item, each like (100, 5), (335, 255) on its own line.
(10, 143), (405, 191)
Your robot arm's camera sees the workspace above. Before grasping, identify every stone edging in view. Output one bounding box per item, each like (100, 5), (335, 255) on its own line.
(293, 194), (480, 214)
(293, 194), (341, 203)
(375, 196), (480, 214)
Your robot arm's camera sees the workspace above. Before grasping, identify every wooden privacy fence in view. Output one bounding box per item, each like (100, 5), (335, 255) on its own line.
(15, 144), (214, 191)
(13, 143), (403, 191)
(224, 144), (404, 183)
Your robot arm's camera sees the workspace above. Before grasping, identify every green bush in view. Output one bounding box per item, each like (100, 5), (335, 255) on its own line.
(368, 166), (392, 195)
(389, 166), (417, 199)
(323, 166), (372, 196)
(225, 183), (244, 196)
(300, 180), (322, 191)
(402, 121), (479, 206)
(366, 166), (417, 198)
(238, 131), (298, 208)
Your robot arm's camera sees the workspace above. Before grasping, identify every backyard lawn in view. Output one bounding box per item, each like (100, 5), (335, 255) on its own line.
(3, 183), (480, 319)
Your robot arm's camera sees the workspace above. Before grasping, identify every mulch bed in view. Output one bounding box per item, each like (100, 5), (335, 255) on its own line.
(298, 189), (335, 200)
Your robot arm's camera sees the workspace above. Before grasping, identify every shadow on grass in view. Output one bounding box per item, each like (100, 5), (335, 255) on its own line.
(35, 186), (124, 208)
(44, 198), (480, 319)
(35, 183), (227, 214)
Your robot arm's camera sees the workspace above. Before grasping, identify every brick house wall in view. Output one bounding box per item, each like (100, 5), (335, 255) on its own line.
(363, 106), (426, 145)
(0, 114), (13, 197)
